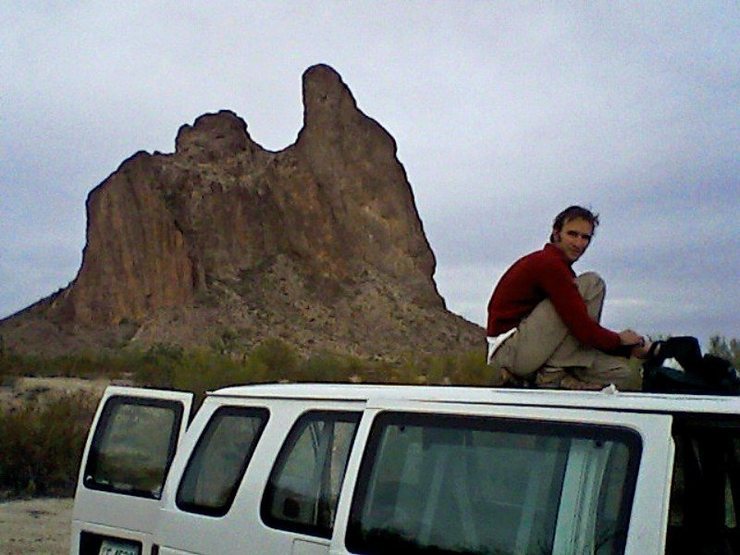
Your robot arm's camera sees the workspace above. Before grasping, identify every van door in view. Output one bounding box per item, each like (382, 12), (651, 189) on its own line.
(70, 386), (193, 555)
(332, 400), (674, 555)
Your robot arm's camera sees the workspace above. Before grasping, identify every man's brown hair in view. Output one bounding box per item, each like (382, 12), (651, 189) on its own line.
(549, 205), (600, 242)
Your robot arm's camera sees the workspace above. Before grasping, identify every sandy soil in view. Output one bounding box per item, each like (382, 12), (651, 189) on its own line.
(0, 376), (111, 411)
(0, 497), (73, 554)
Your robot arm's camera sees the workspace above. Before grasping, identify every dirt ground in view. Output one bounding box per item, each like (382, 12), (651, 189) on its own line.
(0, 376), (111, 410)
(0, 377), (114, 554)
(0, 497), (73, 554)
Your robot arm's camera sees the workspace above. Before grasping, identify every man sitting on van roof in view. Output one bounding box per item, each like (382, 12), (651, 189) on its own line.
(486, 205), (649, 390)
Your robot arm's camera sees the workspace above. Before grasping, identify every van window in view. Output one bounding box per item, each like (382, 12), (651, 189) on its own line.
(262, 411), (361, 538)
(666, 415), (739, 554)
(346, 412), (642, 555)
(84, 396), (185, 499)
(176, 406), (269, 516)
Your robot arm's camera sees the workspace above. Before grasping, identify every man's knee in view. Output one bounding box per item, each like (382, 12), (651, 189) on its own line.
(575, 271), (605, 295)
(575, 272), (607, 315)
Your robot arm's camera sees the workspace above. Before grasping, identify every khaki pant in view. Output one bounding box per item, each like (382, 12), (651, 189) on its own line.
(489, 272), (641, 390)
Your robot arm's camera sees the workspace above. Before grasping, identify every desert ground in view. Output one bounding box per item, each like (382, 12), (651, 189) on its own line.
(0, 375), (111, 410)
(0, 497), (73, 554)
(0, 377), (112, 554)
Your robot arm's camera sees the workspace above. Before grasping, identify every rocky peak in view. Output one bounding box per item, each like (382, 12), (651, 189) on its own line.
(1, 64), (482, 358)
(301, 64), (363, 135)
(175, 110), (258, 163)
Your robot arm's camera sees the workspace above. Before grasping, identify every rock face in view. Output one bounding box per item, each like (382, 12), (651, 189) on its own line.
(1, 64), (482, 358)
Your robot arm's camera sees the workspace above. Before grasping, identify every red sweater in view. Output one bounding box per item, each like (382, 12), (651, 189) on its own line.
(486, 244), (622, 353)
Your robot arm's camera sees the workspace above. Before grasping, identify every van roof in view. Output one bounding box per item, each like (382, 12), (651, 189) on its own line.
(210, 383), (740, 416)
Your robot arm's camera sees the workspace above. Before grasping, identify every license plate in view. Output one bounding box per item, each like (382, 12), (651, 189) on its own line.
(99, 539), (140, 555)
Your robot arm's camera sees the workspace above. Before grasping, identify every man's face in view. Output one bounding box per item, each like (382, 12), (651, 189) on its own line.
(552, 217), (594, 263)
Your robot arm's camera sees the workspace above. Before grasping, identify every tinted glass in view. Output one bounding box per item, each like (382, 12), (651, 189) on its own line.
(176, 406), (269, 516)
(262, 411), (361, 538)
(347, 412), (642, 555)
(84, 396), (184, 499)
(666, 415), (739, 555)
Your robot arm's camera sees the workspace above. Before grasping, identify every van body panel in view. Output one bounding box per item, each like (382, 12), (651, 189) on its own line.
(158, 547), (199, 555)
(293, 537), (331, 555)
(213, 383), (740, 415)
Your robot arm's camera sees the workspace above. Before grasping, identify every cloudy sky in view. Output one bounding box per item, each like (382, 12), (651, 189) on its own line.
(2, 2), (738, 346)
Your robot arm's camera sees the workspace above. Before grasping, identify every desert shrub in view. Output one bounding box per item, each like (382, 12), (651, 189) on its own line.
(170, 349), (254, 396)
(0, 392), (98, 498)
(248, 338), (299, 378)
(376, 350), (490, 386)
(48, 355), (93, 377)
(210, 327), (243, 355)
(420, 354), (454, 384)
(133, 340), (302, 394)
(0, 352), (22, 380)
(130, 343), (184, 388)
(708, 335), (739, 368)
(296, 351), (358, 382)
(0, 350), (132, 381)
(449, 350), (494, 385)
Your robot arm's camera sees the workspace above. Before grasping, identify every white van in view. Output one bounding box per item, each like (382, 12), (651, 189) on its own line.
(70, 384), (739, 554)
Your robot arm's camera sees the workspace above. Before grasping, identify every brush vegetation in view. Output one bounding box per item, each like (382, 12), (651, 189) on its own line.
(0, 338), (490, 498)
(1, 335), (736, 499)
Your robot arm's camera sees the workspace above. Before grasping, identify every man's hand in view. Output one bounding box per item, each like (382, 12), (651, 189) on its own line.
(631, 341), (652, 359)
(619, 330), (652, 358)
(619, 329), (644, 347)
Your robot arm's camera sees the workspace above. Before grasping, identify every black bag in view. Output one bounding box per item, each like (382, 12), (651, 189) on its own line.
(642, 336), (740, 395)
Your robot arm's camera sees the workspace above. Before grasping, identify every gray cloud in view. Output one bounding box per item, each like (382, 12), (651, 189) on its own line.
(2, 2), (738, 347)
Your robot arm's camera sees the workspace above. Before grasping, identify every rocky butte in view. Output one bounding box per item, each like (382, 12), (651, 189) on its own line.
(1, 64), (483, 359)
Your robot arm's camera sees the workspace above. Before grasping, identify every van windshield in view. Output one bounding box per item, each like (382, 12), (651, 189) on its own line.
(346, 412), (641, 555)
